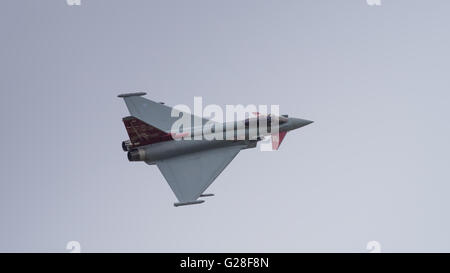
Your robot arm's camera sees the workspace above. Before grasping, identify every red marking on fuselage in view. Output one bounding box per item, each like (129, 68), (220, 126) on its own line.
(171, 131), (190, 139)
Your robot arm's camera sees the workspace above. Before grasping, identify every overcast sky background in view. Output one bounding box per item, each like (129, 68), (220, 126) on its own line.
(1, 0), (450, 252)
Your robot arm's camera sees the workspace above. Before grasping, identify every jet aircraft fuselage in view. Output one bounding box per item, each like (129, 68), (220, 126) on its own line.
(118, 92), (312, 206)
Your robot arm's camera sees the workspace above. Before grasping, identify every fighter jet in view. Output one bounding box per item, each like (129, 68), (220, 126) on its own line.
(118, 92), (312, 207)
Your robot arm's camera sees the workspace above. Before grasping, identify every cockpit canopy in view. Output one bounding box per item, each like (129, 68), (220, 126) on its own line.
(244, 114), (288, 127)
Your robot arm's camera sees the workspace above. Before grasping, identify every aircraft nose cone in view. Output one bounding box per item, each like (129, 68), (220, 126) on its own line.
(291, 118), (314, 129)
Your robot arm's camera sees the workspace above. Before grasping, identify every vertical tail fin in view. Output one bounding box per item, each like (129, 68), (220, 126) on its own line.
(122, 116), (172, 147)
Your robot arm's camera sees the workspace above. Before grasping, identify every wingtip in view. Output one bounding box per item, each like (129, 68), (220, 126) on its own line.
(173, 200), (205, 207)
(117, 92), (147, 98)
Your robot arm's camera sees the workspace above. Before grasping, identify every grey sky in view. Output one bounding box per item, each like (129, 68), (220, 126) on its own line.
(1, 0), (449, 252)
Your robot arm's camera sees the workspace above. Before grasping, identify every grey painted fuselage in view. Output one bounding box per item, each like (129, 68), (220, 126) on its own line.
(128, 117), (312, 164)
